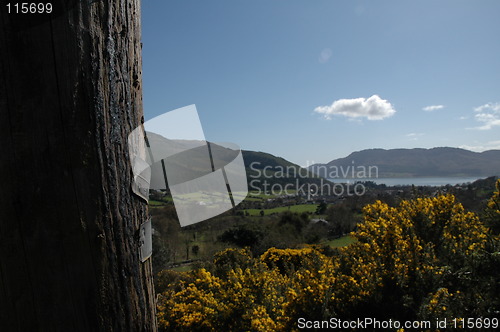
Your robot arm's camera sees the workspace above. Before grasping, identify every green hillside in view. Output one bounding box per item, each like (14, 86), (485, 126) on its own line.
(242, 150), (331, 191)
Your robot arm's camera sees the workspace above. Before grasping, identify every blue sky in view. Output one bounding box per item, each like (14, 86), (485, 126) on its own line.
(141, 0), (500, 166)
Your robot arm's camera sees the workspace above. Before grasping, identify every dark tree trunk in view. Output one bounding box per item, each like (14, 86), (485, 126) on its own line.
(0, 1), (157, 331)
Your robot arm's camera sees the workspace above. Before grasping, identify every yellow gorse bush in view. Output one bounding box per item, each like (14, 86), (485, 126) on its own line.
(157, 194), (499, 331)
(485, 179), (500, 235)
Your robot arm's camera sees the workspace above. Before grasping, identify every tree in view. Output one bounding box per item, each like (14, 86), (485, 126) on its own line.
(315, 201), (327, 215)
(0, 1), (157, 331)
(192, 245), (200, 257)
(325, 204), (356, 237)
(485, 179), (500, 235)
(218, 226), (264, 249)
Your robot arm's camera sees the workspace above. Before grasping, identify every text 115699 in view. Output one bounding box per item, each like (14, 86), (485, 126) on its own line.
(6, 3), (52, 14)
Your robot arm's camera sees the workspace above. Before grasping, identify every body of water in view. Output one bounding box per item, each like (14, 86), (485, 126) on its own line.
(329, 177), (484, 187)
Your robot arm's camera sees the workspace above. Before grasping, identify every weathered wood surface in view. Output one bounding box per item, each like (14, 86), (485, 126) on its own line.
(0, 1), (157, 331)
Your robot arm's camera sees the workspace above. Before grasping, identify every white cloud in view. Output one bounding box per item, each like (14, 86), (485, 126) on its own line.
(471, 102), (500, 130)
(318, 48), (332, 63)
(474, 102), (500, 113)
(406, 133), (424, 141)
(314, 95), (396, 120)
(422, 105), (444, 112)
(459, 140), (500, 152)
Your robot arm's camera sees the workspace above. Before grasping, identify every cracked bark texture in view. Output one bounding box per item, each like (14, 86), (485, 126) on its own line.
(0, 1), (157, 331)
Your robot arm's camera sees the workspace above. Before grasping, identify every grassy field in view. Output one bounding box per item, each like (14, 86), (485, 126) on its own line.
(150, 190), (296, 204)
(241, 196), (262, 202)
(244, 204), (317, 216)
(246, 189), (297, 199)
(149, 200), (167, 206)
(169, 264), (195, 272)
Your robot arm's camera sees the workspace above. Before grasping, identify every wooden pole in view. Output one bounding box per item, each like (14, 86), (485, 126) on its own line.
(0, 1), (157, 331)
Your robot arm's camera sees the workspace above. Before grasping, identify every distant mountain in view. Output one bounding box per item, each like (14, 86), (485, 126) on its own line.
(308, 147), (500, 179)
(242, 150), (326, 190)
(143, 135), (326, 191)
